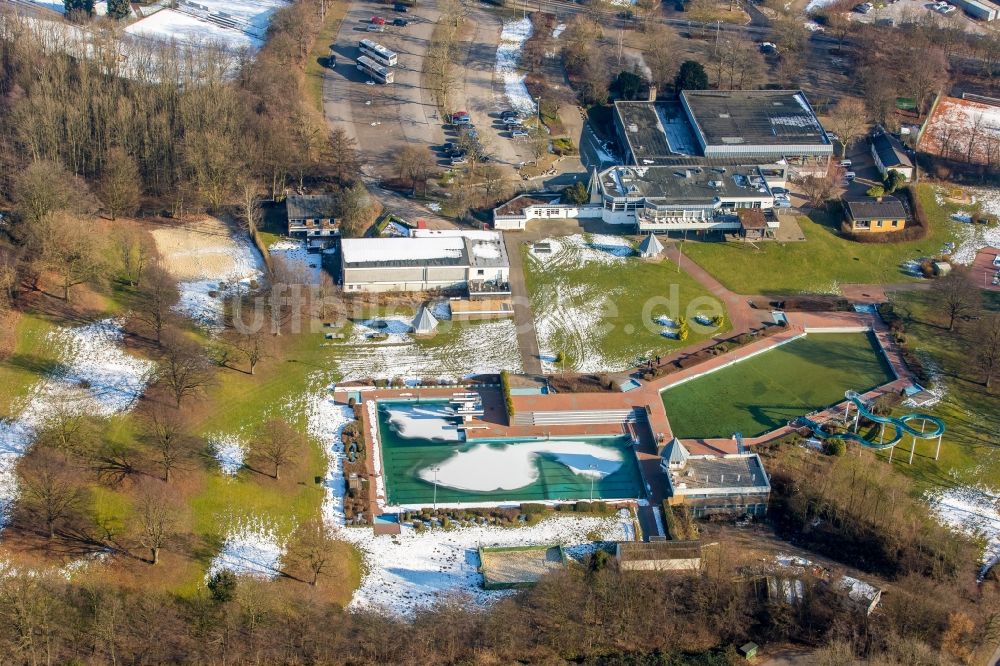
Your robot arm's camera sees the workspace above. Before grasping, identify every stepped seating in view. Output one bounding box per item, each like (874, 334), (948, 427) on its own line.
(513, 408), (645, 427)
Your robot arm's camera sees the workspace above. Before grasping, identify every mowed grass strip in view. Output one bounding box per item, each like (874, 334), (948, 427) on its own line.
(661, 332), (895, 439)
(681, 186), (958, 296)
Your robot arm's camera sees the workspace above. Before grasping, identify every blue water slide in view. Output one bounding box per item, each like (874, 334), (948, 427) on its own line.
(793, 390), (945, 451)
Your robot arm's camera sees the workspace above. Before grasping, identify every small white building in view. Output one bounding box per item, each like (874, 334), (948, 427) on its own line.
(870, 130), (914, 181)
(340, 231), (510, 294)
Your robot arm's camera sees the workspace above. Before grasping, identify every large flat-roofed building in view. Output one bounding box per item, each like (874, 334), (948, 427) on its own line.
(340, 231), (509, 294)
(663, 444), (771, 517)
(597, 164), (778, 235)
(614, 90), (833, 176)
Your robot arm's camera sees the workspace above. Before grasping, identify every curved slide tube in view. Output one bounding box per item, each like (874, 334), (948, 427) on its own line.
(794, 390), (945, 459)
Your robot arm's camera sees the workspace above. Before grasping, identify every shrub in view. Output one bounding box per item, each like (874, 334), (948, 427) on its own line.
(500, 369), (515, 422)
(575, 501), (593, 513)
(823, 439), (846, 456)
(520, 503), (546, 515)
(207, 570), (238, 603)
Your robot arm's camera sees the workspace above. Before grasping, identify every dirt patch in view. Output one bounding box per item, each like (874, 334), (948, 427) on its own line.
(149, 216), (257, 282)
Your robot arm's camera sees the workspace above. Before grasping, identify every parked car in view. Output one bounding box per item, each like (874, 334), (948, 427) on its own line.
(994, 271), (1000, 286)
(845, 171), (857, 180)
(840, 159), (852, 167)
(458, 126), (478, 140)
(500, 110), (520, 120)
(511, 129), (529, 138)
(366, 23), (384, 31)
(371, 15), (386, 23)
(394, 3), (408, 11)
(450, 151), (468, 165)
(450, 111), (471, 125)
(393, 17), (408, 26)
(442, 142), (458, 155)
(759, 41), (778, 54)
(993, 254), (1000, 267)
(939, 4), (956, 12)
(774, 199), (793, 208)
(771, 187), (789, 195)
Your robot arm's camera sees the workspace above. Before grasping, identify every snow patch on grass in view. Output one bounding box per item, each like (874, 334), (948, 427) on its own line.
(0, 319), (155, 527)
(338, 513), (632, 616)
(269, 238), (324, 285)
(207, 516), (287, 579)
(331, 319), (522, 382)
(926, 485), (1000, 580)
(528, 234), (633, 269)
(209, 433), (247, 476)
(495, 19), (536, 115)
(304, 389), (355, 528)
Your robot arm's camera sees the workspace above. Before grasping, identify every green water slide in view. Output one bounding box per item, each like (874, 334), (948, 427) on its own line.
(794, 390), (945, 456)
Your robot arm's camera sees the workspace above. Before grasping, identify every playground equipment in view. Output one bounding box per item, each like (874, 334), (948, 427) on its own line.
(795, 390), (945, 464)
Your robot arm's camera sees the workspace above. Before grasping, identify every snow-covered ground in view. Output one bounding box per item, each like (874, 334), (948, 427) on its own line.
(934, 186), (1000, 266)
(20, 0), (135, 17)
(150, 220), (265, 331)
(0, 319), (155, 526)
(330, 318), (522, 382)
(209, 433), (247, 476)
(125, 0), (288, 50)
(268, 238), (324, 285)
(207, 516), (287, 579)
(528, 235), (641, 373)
(338, 513), (632, 616)
(305, 389), (355, 528)
(421, 440), (625, 492)
(495, 18), (536, 115)
(927, 485), (1000, 579)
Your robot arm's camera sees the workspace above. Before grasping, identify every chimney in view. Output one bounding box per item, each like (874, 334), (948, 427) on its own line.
(648, 85), (657, 102)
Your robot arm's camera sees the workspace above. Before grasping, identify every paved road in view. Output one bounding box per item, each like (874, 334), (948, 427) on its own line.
(503, 233), (544, 374)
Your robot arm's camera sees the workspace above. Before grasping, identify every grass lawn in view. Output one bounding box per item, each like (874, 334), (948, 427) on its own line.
(872, 289), (1000, 492)
(0, 312), (61, 420)
(523, 237), (730, 373)
(681, 186), (958, 296)
(304, 1), (350, 113)
(661, 332), (895, 438)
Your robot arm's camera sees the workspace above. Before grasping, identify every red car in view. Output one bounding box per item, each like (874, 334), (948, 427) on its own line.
(370, 15), (386, 24)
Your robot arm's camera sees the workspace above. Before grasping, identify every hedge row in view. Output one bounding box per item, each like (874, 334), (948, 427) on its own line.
(500, 369), (515, 422)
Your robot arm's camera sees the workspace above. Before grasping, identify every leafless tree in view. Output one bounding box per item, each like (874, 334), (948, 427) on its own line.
(113, 226), (153, 288)
(132, 481), (180, 565)
(826, 98), (870, 159)
(394, 146), (436, 196)
(643, 25), (680, 93)
(798, 164), (845, 207)
(142, 408), (196, 483)
(39, 213), (107, 301)
(932, 270), (976, 332)
(974, 313), (1000, 389)
(159, 331), (216, 408)
(11, 160), (85, 227)
(18, 448), (86, 539)
(253, 419), (301, 480)
(132, 264), (179, 345)
(288, 518), (341, 585)
(237, 176), (263, 235)
(98, 147), (141, 221)
(35, 399), (100, 459)
(228, 329), (272, 375)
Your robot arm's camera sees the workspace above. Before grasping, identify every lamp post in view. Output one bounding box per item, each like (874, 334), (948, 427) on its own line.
(432, 466), (440, 511)
(589, 464), (598, 501)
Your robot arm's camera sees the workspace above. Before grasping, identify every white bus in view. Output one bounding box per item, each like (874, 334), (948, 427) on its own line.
(357, 38), (398, 67)
(356, 55), (393, 84)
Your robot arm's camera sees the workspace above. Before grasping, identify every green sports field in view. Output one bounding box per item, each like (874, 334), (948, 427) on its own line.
(660, 333), (896, 439)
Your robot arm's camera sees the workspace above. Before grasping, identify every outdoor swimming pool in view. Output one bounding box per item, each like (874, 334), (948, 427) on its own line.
(660, 332), (896, 439)
(376, 401), (644, 506)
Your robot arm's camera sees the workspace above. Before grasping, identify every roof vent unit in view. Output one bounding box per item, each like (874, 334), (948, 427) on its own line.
(719, 113), (730, 118)
(628, 123), (639, 132)
(709, 180), (723, 188)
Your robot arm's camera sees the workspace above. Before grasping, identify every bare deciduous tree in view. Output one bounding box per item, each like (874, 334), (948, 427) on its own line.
(132, 265), (178, 345)
(98, 147), (141, 221)
(142, 408), (196, 483)
(288, 518), (341, 585)
(974, 313), (1000, 389)
(113, 226), (152, 288)
(159, 331), (216, 408)
(39, 213), (107, 301)
(253, 419), (301, 480)
(932, 270), (976, 332)
(132, 481), (180, 565)
(18, 449), (86, 539)
(826, 98), (870, 159)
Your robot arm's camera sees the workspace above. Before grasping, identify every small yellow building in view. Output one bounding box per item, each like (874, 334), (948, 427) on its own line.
(843, 196), (909, 233)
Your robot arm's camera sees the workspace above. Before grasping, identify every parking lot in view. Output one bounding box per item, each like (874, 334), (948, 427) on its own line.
(322, 0), (444, 177)
(848, 0), (992, 34)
